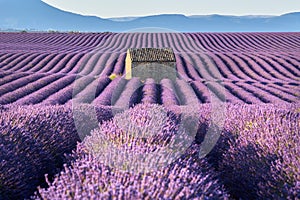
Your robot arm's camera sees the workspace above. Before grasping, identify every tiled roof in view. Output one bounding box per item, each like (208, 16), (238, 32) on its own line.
(128, 48), (176, 62)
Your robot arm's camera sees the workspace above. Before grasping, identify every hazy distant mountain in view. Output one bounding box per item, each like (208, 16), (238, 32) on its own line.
(0, 0), (299, 32)
(0, 0), (116, 32)
(108, 17), (139, 22)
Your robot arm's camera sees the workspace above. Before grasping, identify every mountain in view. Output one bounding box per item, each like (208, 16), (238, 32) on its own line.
(0, 0), (116, 32)
(0, 0), (299, 32)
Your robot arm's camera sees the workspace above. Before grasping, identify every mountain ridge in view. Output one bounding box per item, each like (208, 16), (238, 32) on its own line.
(0, 0), (299, 32)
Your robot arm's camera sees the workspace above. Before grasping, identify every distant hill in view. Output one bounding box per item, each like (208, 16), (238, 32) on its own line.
(0, 0), (115, 32)
(0, 0), (299, 32)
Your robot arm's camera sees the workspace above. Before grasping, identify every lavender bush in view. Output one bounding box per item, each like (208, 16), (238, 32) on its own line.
(0, 105), (79, 199)
(207, 103), (300, 199)
(0, 104), (114, 199)
(35, 104), (229, 199)
(35, 145), (229, 199)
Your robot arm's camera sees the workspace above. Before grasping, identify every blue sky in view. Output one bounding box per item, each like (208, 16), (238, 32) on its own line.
(42, 0), (300, 18)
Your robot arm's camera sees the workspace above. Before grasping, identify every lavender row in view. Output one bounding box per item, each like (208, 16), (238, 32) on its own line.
(34, 103), (300, 199)
(185, 32), (300, 53)
(81, 32), (299, 53)
(93, 77), (126, 106)
(113, 77), (142, 108)
(203, 103), (300, 199)
(0, 104), (115, 199)
(71, 77), (111, 104)
(0, 105), (80, 199)
(35, 104), (229, 199)
(15, 75), (77, 105)
(0, 32), (113, 53)
(1, 33), (299, 83)
(0, 73), (298, 106)
(141, 78), (159, 104)
(0, 74), (63, 104)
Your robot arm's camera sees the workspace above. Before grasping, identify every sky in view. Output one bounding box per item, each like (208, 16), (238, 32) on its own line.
(41, 0), (300, 18)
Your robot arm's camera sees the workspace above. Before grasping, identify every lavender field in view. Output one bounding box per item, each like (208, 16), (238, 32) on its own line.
(0, 32), (299, 199)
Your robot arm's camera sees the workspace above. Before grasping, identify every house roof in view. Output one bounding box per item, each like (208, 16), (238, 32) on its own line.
(127, 48), (176, 62)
